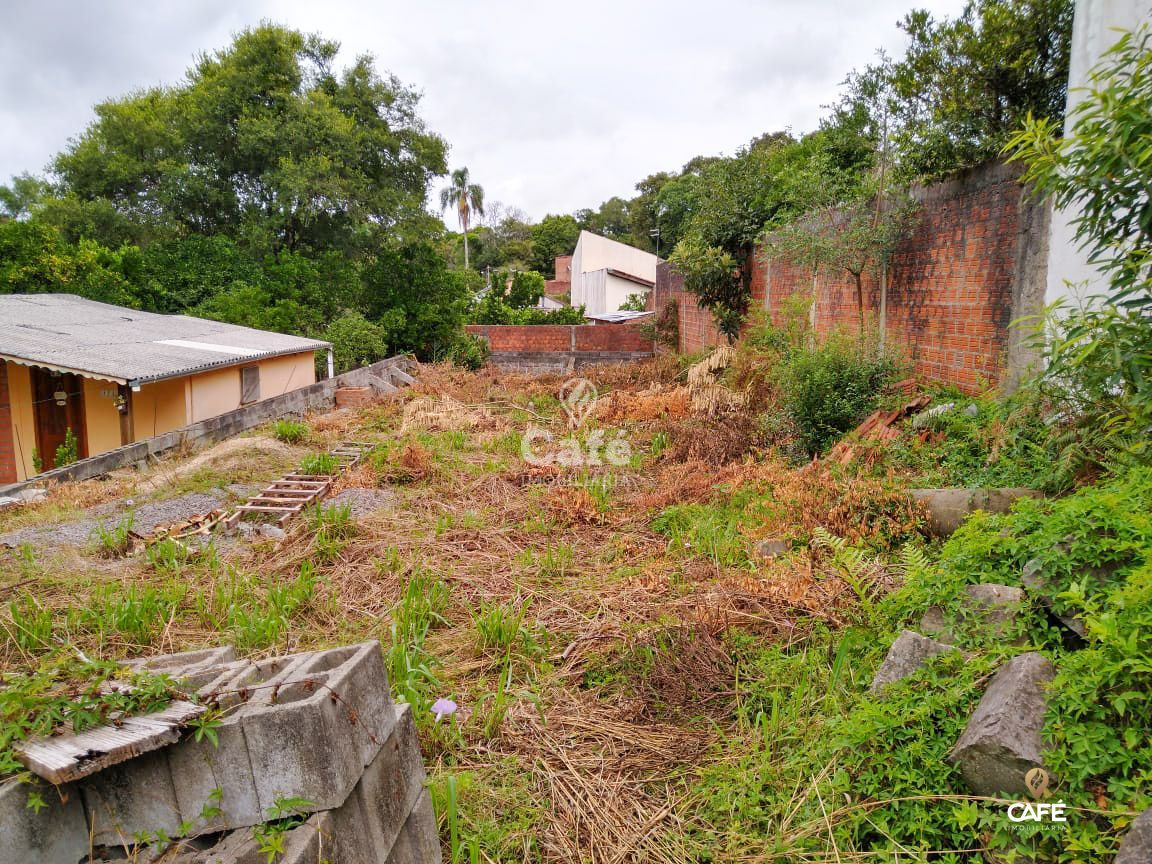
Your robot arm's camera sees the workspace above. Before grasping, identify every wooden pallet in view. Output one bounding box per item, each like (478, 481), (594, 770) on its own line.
(223, 442), (370, 530)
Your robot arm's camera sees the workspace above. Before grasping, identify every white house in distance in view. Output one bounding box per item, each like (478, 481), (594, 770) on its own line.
(569, 231), (658, 316)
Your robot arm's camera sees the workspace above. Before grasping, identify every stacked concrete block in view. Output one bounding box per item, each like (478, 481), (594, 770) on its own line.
(152, 705), (438, 864)
(84, 641), (397, 847)
(0, 641), (440, 863)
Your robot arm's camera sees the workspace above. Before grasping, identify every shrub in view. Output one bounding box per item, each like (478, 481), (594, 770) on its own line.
(54, 427), (79, 468)
(445, 332), (490, 371)
(272, 418), (309, 444)
(298, 452), (339, 476)
(774, 333), (902, 454)
(325, 310), (393, 374)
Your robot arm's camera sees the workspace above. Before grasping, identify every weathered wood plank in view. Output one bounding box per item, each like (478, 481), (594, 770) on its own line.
(15, 700), (205, 784)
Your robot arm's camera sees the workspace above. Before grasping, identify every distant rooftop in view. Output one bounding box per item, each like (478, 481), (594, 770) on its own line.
(583, 310), (654, 324)
(0, 294), (330, 386)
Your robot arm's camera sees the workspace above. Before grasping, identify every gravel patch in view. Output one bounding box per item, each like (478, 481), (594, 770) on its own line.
(328, 488), (396, 519)
(0, 490), (232, 550)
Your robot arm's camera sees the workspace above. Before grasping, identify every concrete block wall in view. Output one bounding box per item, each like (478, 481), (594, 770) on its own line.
(1, 641), (440, 863)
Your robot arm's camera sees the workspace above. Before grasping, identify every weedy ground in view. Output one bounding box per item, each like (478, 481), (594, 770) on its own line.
(0, 358), (1143, 863)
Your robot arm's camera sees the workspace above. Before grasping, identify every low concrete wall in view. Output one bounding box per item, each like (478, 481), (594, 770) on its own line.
(0, 356), (410, 496)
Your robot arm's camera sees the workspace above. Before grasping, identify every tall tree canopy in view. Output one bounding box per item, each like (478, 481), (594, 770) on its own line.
(844, 0), (1074, 179)
(44, 25), (448, 256)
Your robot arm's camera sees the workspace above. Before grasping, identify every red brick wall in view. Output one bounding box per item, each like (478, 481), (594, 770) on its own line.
(0, 362), (16, 484)
(466, 323), (652, 354)
(545, 255), (573, 299)
(648, 262), (728, 355)
(659, 161), (1039, 392)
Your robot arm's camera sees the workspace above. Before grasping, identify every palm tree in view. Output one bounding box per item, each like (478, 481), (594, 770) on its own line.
(439, 167), (485, 269)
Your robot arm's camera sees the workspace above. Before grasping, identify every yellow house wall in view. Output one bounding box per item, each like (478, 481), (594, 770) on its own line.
(132, 377), (188, 440)
(83, 378), (122, 456)
(7, 364), (36, 482)
(3, 351), (318, 481)
(187, 366), (241, 423)
(258, 352), (317, 399)
(186, 352), (316, 423)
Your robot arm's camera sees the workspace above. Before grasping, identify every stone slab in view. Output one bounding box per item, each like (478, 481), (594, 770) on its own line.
(920, 583), (1026, 644)
(947, 652), (1055, 797)
(870, 630), (957, 693)
(1116, 808), (1152, 864)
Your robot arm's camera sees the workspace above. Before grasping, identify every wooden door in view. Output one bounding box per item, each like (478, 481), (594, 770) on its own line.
(31, 368), (87, 470)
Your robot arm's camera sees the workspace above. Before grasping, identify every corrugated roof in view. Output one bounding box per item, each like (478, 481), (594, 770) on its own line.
(583, 310), (655, 324)
(0, 294), (330, 385)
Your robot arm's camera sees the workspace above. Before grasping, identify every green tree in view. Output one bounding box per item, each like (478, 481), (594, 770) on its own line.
(529, 214), (580, 275)
(325, 311), (392, 373)
(575, 197), (631, 242)
(765, 196), (913, 333)
(0, 173), (49, 219)
(361, 242), (478, 358)
(491, 269), (546, 309)
(48, 25), (447, 254)
(439, 167), (485, 269)
(0, 220), (140, 306)
(853, 0), (1074, 179)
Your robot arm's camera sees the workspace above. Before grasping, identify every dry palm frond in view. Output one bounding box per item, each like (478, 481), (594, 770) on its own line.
(686, 346), (746, 415)
(400, 395), (487, 433)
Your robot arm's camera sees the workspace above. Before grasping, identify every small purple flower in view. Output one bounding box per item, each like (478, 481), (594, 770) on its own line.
(431, 698), (458, 722)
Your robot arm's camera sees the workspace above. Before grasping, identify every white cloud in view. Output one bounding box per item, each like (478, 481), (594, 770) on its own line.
(0, 0), (968, 221)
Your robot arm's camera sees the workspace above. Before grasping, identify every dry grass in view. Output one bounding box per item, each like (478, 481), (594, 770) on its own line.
(0, 360), (920, 863)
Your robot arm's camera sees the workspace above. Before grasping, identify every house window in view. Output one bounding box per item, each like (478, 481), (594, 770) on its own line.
(240, 365), (260, 405)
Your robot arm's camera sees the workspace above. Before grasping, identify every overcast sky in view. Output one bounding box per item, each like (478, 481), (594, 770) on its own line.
(0, 0), (968, 223)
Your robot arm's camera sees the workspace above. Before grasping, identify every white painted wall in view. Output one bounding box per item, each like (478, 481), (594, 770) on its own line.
(1045, 0), (1151, 307)
(604, 274), (650, 313)
(570, 231), (658, 314)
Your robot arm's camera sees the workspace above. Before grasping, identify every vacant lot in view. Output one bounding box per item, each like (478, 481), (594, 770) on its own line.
(12, 357), (1134, 864)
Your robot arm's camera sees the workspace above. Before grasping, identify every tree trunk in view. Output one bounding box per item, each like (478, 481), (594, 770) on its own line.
(463, 229), (470, 270)
(854, 271), (865, 334)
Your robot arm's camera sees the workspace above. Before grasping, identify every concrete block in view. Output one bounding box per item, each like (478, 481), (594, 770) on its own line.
(0, 777), (88, 864)
(1116, 808), (1152, 864)
(83, 641), (395, 845)
(124, 646), (238, 689)
(143, 704), (435, 864)
(387, 366), (416, 387)
(83, 748), (184, 853)
(947, 652), (1055, 796)
(920, 583), (1026, 644)
(347, 703), (427, 856)
(386, 792), (442, 864)
(908, 488), (1042, 536)
(369, 374), (400, 396)
(870, 630), (957, 693)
